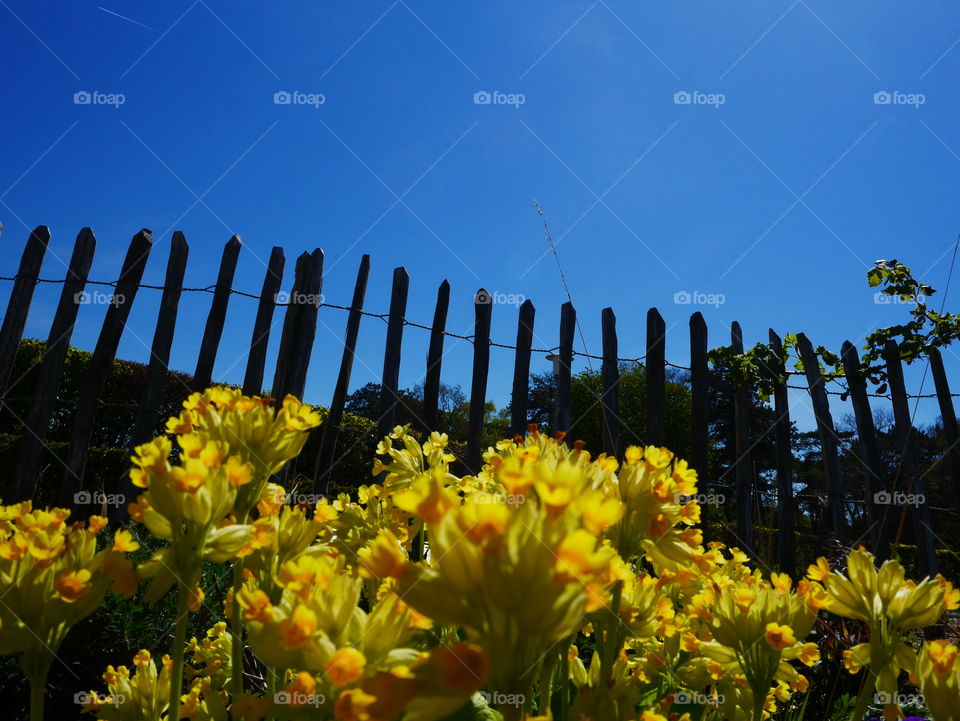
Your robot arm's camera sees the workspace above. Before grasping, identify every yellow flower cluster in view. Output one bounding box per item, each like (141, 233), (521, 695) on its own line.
(2, 388), (959, 721)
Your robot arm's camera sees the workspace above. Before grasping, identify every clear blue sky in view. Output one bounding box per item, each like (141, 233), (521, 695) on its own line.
(2, 1), (959, 431)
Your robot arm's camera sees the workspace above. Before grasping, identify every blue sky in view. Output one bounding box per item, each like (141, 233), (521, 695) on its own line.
(2, 1), (959, 431)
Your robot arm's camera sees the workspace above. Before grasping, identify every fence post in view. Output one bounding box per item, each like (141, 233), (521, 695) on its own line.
(130, 233), (189, 447)
(928, 347), (960, 505)
(769, 329), (796, 574)
(840, 340), (889, 558)
(314, 255), (370, 495)
(731, 321), (754, 554)
(795, 333), (846, 543)
(467, 289), (492, 471)
(243, 246), (285, 395)
(423, 280), (450, 433)
(379, 267), (409, 438)
(60, 229), (153, 508)
(689, 312), (709, 478)
(556, 302), (575, 434)
(646, 307), (666, 447)
(193, 235), (241, 390)
(283, 249), (323, 401)
(272, 253), (308, 400)
(0, 226), (50, 396)
(883, 340), (938, 577)
(510, 299), (535, 438)
(600, 307), (619, 456)
(13, 228), (96, 499)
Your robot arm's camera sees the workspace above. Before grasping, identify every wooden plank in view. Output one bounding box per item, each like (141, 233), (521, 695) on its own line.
(422, 280), (451, 433)
(556, 301), (575, 434)
(467, 289), (493, 471)
(928, 346), (960, 504)
(271, 253), (308, 400)
(883, 339), (938, 576)
(284, 248), (323, 400)
(689, 312), (709, 478)
(769, 329), (796, 573)
(0, 226), (50, 395)
(730, 322), (755, 553)
(193, 235), (241, 390)
(841, 340), (889, 558)
(600, 307), (619, 456)
(242, 246), (285, 395)
(379, 267), (409, 437)
(314, 254), (370, 495)
(130, 233), (189, 447)
(13, 228), (96, 500)
(60, 229), (153, 507)
(645, 307), (666, 446)
(510, 299), (535, 438)
(796, 333), (846, 543)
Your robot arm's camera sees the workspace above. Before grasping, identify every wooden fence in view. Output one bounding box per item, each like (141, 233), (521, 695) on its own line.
(1, 225), (958, 575)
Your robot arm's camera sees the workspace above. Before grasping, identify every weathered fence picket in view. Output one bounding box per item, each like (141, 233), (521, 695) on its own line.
(769, 330), (796, 573)
(60, 229), (153, 507)
(467, 290), (492, 472)
(730, 321), (755, 553)
(242, 246), (285, 396)
(423, 280), (450, 434)
(689, 312), (709, 481)
(315, 255), (369, 495)
(600, 307), (619, 456)
(556, 302), (575, 433)
(13, 228), (96, 498)
(379, 267), (409, 437)
(0, 226), (50, 396)
(510, 299), (535, 438)
(796, 332), (846, 543)
(928, 346), (960, 503)
(193, 236), (241, 391)
(646, 307), (666, 447)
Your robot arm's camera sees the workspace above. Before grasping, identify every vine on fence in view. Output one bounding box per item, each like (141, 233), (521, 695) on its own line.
(708, 260), (960, 400)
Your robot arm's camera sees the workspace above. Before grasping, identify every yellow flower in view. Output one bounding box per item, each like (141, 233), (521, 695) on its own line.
(280, 604), (317, 649)
(55, 569), (92, 602)
(111, 529), (140, 553)
(326, 647), (367, 686)
(764, 623), (796, 651)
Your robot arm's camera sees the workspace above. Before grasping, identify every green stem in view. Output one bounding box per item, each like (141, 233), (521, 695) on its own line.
(850, 672), (876, 721)
(600, 581), (623, 685)
(230, 558), (245, 697)
(23, 646), (53, 721)
(28, 672), (45, 721)
(265, 667), (279, 721)
(558, 640), (570, 721)
(168, 584), (192, 721)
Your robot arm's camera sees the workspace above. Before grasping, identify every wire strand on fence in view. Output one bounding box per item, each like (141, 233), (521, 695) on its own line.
(1, 273), (955, 401)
